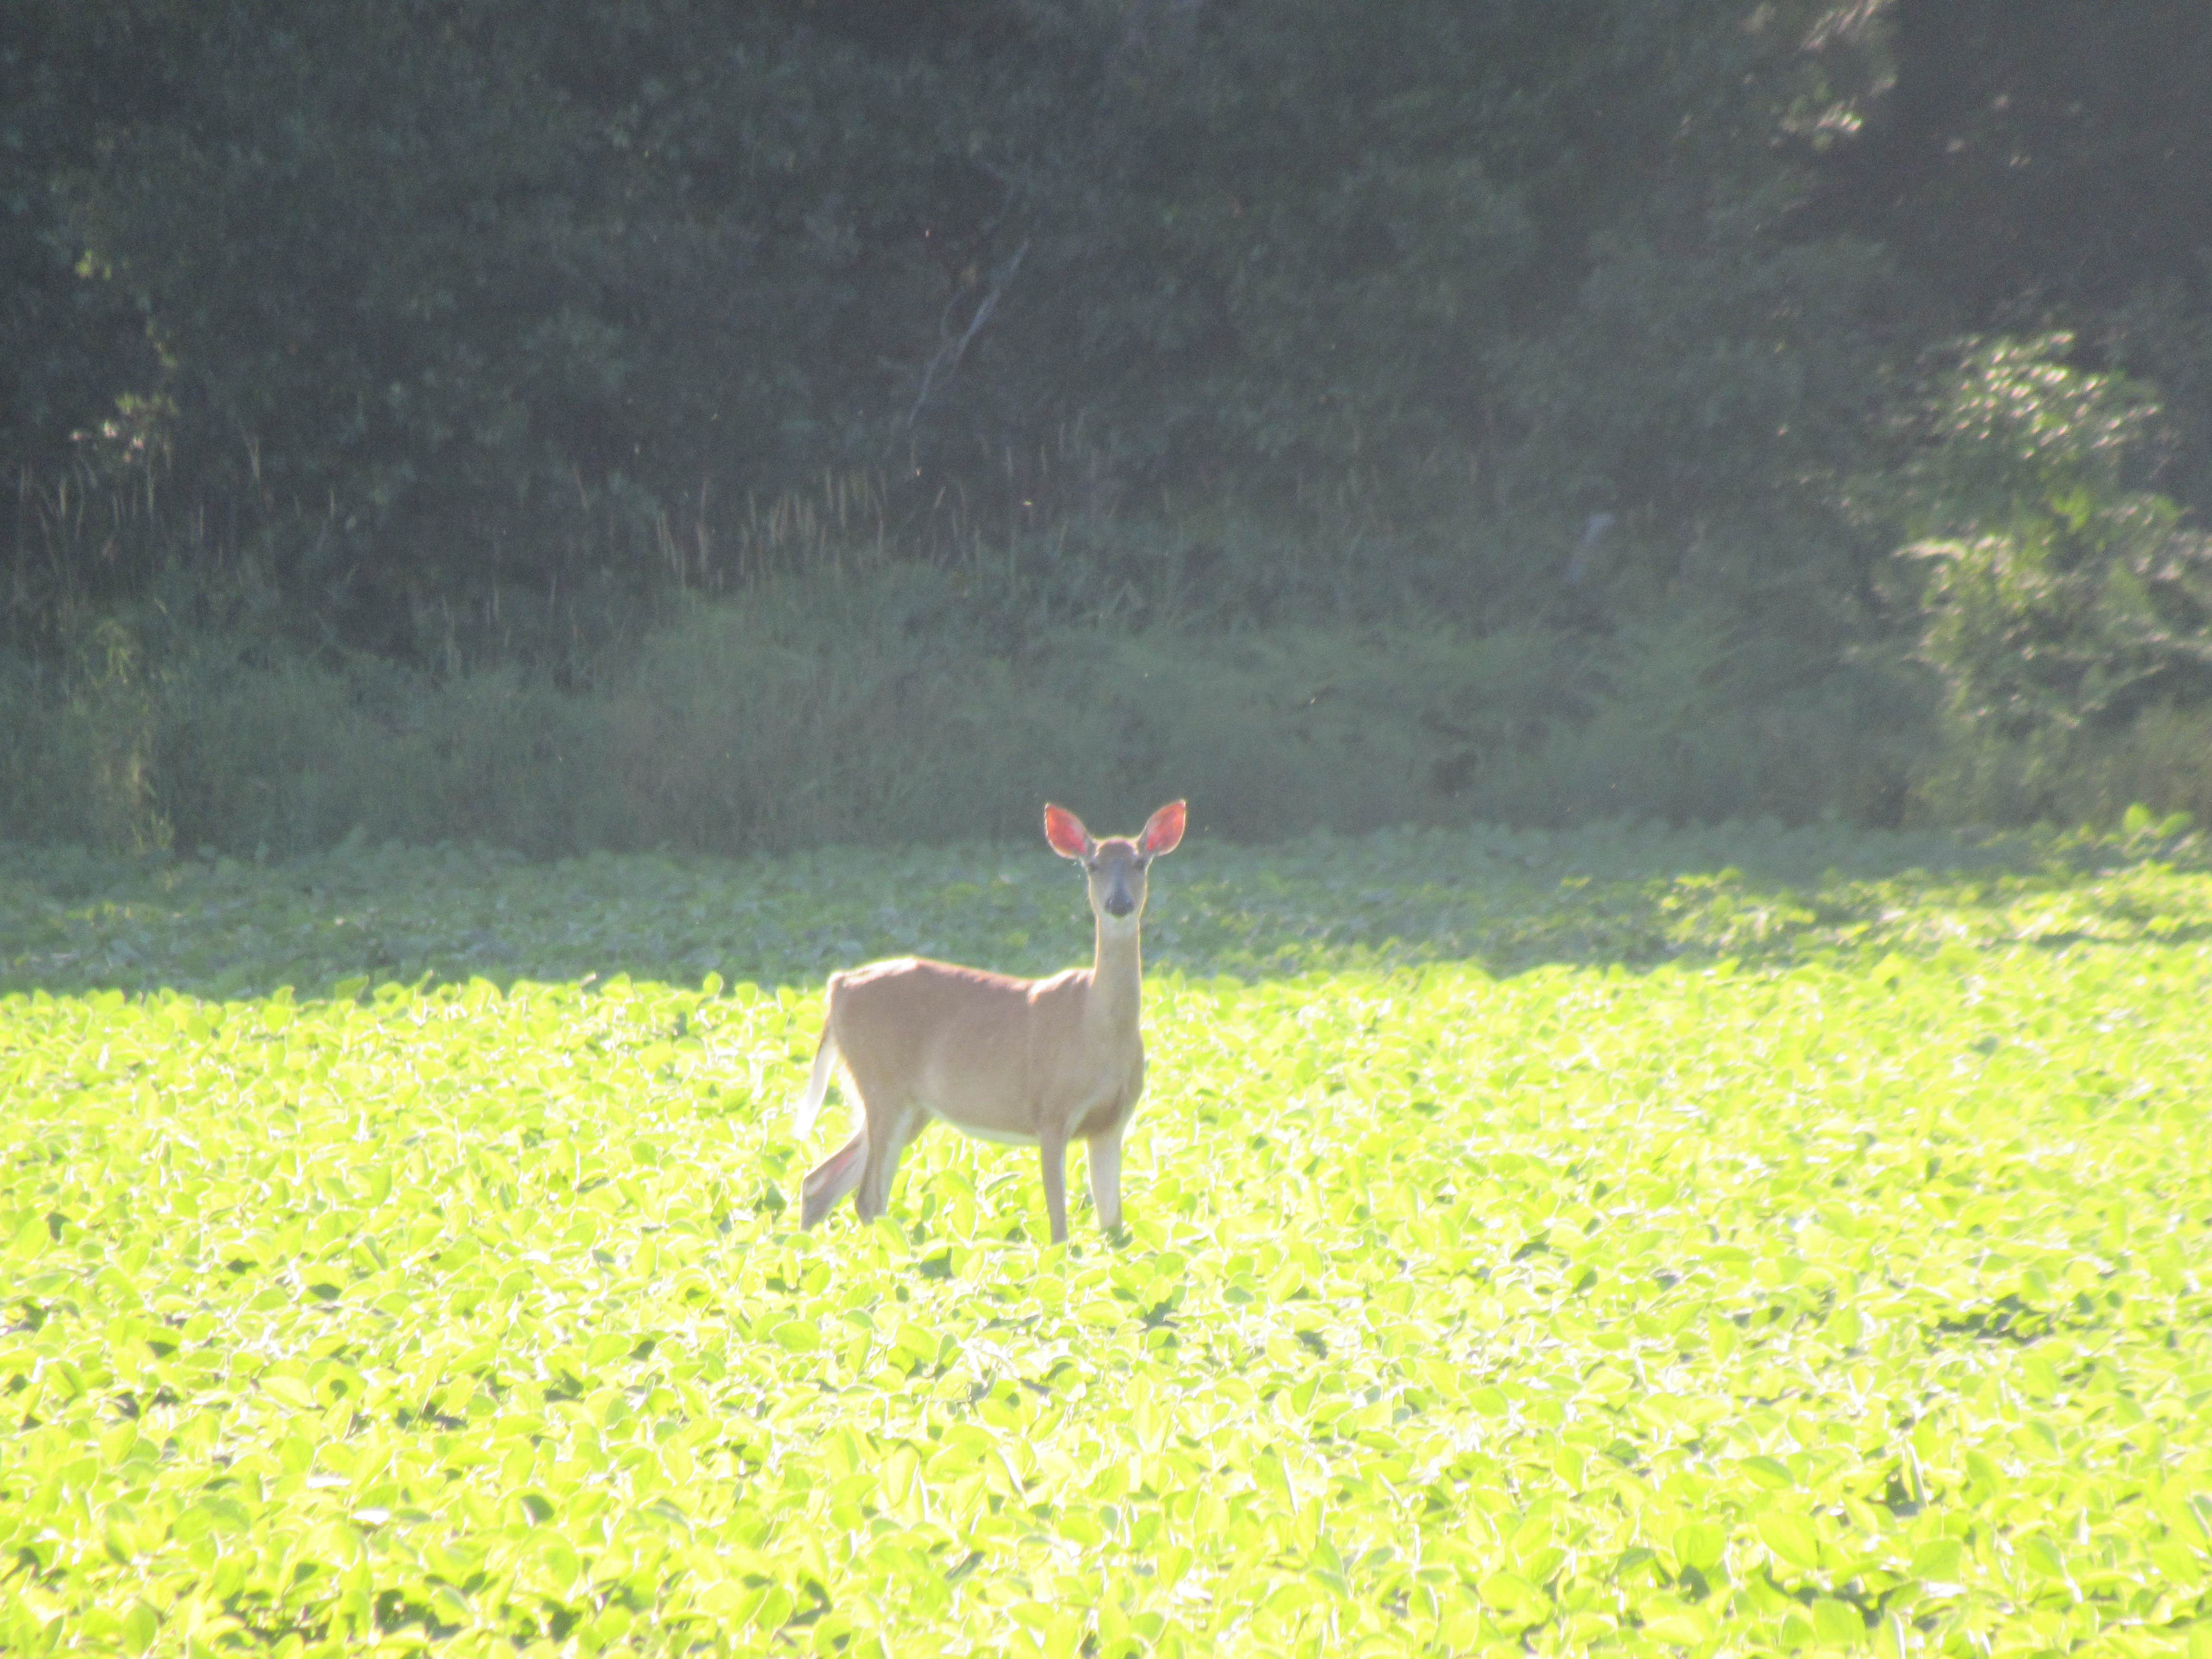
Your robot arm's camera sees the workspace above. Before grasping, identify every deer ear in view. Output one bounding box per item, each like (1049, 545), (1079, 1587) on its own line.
(1043, 804), (1094, 859)
(1140, 799), (1186, 857)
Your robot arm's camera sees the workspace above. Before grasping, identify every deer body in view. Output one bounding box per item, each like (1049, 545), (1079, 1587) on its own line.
(795, 801), (1184, 1243)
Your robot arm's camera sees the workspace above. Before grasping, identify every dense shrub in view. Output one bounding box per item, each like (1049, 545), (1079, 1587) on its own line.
(0, 569), (1917, 859)
(1881, 337), (2212, 826)
(1892, 338), (2212, 737)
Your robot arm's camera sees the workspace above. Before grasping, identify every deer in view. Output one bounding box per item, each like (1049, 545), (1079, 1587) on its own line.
(793, 800), (1186, 1245)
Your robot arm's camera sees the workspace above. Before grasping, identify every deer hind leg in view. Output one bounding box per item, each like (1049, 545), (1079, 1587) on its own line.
(801, 1130), (867, 1228)
(855, 1099), (929, 1225)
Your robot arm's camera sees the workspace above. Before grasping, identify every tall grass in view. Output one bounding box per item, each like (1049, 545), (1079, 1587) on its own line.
(4, 445), (2200, 859)
(0, 556), (1924, 858)
(1912, 701), (2212, 831)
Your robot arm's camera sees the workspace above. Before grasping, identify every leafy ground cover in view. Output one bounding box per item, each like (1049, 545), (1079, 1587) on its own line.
(2, 821), (2210, 1656)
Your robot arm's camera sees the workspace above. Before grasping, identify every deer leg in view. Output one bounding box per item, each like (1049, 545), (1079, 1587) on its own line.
(1038, 1123), (1071, 1245)
(1086, 1125), (1125, 1234)
(856, 1101), (926, 1225)
(801, 1130), (866, 1228)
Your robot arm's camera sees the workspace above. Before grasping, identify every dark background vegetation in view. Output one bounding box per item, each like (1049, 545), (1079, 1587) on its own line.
(5, 0), (2211, 856)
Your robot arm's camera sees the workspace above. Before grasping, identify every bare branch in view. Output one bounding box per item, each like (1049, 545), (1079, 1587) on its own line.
(907, 240), (1030, 428)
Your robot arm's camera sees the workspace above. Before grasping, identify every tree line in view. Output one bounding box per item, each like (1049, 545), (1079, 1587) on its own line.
(4, 0), (2210, 824)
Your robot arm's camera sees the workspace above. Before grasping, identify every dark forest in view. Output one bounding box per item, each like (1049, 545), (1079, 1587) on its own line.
(6, 0), (2211, 853)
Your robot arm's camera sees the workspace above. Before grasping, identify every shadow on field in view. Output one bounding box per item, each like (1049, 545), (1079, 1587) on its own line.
(2, 823), (2207, 1004)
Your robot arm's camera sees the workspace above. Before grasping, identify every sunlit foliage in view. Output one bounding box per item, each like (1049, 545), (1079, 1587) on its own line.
(4, 823), (2210, 1654)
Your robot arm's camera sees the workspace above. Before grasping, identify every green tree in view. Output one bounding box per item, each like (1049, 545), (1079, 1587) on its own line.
(1897, 337), (2212, 740)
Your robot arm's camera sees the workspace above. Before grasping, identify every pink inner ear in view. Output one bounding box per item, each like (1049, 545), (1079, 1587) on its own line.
(1141, 799), (1187, 855)
(1043, 804), (1092, 858)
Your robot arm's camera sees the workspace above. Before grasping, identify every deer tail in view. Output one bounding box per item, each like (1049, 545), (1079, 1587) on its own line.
(792, 1021), (839, 1138)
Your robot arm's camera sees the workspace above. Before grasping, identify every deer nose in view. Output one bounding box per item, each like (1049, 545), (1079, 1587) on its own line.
(1103, 890), (1137, 918)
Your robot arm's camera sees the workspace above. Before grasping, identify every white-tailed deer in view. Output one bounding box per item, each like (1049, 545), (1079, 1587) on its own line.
(794, 800), (1186, 1244)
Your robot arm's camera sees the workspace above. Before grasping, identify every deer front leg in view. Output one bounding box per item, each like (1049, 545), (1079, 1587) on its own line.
(1038, 1123), (1071, 1245)
(1086, 1125), (1125, 1234)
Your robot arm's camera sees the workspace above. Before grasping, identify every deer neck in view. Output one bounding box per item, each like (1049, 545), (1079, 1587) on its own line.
(1086, 914), (1145, 1037)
